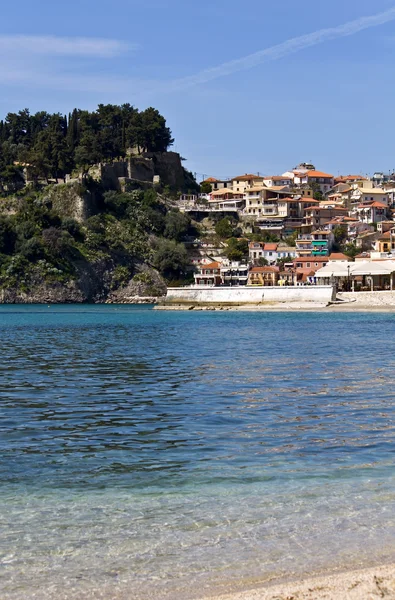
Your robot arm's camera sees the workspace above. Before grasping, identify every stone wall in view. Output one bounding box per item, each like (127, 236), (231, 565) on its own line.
(165, 286), (336, 305)
(47, 182), (99, 222)
(90, 152), (186, 192)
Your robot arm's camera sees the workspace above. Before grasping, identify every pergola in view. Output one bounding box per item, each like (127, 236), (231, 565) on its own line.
(315, 261), (395, 291)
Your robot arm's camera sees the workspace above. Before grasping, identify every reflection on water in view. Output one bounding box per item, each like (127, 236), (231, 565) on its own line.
(0, 306), (394, 599)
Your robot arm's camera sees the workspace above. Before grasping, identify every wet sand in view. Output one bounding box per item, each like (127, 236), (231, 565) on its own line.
(198, 563), (395, 600)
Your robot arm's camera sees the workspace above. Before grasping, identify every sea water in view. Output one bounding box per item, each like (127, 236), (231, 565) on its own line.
(0, 305), (394, 599)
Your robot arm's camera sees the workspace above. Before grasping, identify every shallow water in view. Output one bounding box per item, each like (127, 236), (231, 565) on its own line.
(0, 306), (394, 599)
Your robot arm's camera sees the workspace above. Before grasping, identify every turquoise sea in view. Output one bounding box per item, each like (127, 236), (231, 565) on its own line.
(0, 305), (394, 599)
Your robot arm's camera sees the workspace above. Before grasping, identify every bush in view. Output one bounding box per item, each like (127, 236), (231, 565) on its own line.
(18, 237), (45, 260)
(61, 218), (84, 241)
(111, 265), (131, 289)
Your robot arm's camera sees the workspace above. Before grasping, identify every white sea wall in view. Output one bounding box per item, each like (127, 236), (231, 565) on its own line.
(165, 286), (336, 305)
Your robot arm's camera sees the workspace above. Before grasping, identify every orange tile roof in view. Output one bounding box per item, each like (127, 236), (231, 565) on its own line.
(264, 243), (278, 251)
(304, 206), (348, 212)
(357, 201), (387, 209)
(211, 188), (237, 196)
(379, 231), (391, 240)
(232, 174), (264, 181)
(203, 177), (219, 183)
(329, 253), (350, 260)
(200, 262), (221, 270)
(250, 266), (280, 273)
(264, 185), (289, 191)
(294, 256), (328, 263)
(335, 175), (367, 182)
(306, 170), (334, 178)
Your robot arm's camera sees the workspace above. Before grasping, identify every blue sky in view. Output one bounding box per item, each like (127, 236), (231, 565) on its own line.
(2, 0), (395, 180)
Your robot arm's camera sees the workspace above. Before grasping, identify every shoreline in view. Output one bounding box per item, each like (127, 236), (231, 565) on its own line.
(154, 302), (395, 311)
(197, 562), (395, 600)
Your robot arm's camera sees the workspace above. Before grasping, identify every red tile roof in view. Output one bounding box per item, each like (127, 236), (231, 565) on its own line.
(264, 243), (278, 251)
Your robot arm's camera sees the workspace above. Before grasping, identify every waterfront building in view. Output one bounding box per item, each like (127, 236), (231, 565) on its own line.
(194, 262), (222, 286)
(220, 262), (249, 286)
(247, 266), (280, 286)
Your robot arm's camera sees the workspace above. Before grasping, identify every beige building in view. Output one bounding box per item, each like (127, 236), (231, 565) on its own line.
(201, 177), (232, 191)
(232, 174), (265, 193)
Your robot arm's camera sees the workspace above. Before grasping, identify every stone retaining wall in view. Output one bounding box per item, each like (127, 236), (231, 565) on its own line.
(165, 286), (336, 305)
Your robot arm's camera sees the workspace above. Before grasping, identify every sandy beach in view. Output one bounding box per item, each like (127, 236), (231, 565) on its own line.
(155, 290), (395, 311)
(198, 563), (395, 600)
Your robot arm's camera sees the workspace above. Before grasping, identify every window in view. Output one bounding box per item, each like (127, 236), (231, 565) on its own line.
(306, 262), (311, 268)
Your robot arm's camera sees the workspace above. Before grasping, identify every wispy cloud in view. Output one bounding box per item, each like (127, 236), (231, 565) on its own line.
(1, 6), (395, 96)
(0, 34), (133, 58)
(169, 5), (395, 89)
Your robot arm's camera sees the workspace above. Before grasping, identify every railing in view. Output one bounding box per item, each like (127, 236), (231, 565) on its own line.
(179, 204), (240, 212)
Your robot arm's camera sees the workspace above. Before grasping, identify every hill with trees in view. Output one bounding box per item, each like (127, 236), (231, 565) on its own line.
(0, 104), (200, 303)
(0, 104), (175, 190)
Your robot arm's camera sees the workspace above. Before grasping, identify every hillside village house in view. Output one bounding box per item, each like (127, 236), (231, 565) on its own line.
(303, 206), (349, 229)
(294, 256), (328, 270)
(293, 170), (335, 194)
(232, 174), (265, 193)
(249, 242), (296, 264)
(263, 175), (294, 188)
(354, 201), (388, 224)
(351, 187), (389, 206)
(208, 189), (245, 210)
(296, 230), (334, 257)
(202, 177), (232, 191)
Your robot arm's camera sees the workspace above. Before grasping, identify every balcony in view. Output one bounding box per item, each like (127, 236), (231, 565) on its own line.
(296, 245), (313, 252)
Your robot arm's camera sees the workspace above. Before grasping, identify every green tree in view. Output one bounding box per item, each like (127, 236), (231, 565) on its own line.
(164, 209), (191, 241)
(257, 257), (269, 266)
(153, 239), (189, 278)
(215, 218), (234, 239)
(342, 242), (359, 259)
(200, 181), (212, 194)
(225, 237), (248, 261)
(333, 225), (348, 245)
(309, 182), (324, 201)
(284, 231), (298, 246)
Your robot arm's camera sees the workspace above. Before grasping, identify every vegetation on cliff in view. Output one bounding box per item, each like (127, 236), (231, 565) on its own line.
(0, 104), (174, 190)
(0, 183), (195, 301)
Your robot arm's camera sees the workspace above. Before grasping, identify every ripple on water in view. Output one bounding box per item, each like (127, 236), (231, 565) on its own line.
(0, 306), (394, 599)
